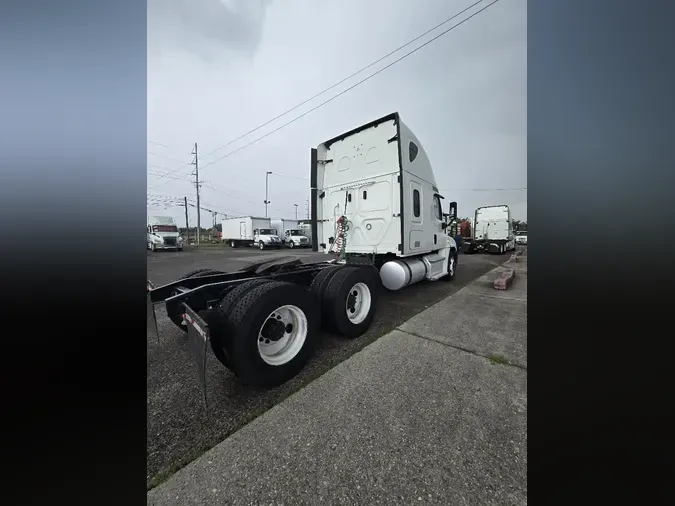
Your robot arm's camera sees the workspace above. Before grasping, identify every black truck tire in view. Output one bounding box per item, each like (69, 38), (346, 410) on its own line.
(440, 251), (458, 281)
(181, 268), (222, 279)
(309, 265), (343, 327)
(168, 268), (224, 331)
(223, 281), (320, 387)
(322, 266), (380, 339)
(209, 278), (274, 368)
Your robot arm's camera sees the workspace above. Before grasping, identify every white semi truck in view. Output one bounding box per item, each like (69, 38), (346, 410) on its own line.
(221, 216), (283, 249)
(468, 205), (516, 254)
(314, 112), (458, 290)
(147, 216), (183, 252)
(148, 112), (458, 396)
(271, 218), (311, 248)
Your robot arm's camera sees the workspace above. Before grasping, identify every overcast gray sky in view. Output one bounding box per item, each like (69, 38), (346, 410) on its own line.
(147, 0), (526, 228)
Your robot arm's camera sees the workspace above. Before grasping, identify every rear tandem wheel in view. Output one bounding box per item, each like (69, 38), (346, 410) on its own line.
(321, 266), (380, 339)
(208, 278), (275, 369)
(214, 280), (320, 387)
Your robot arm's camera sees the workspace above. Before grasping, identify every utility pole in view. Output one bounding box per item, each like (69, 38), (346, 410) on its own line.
(264, 171), (272, 217)
(294, 204), (298, 221)
(191, 143), (202, 244)
(306, 197), (310, 220)
(184, 196), (189, 243)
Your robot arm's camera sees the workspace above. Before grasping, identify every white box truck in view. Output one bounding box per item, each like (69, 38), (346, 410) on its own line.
(147, 215), (183, 252)
(298, 222), (312, 243)
(271, 218), (311, 249)
(148, 112), (459, 394)
(468, 205), (516, 254)
(221, 216), (283, 249)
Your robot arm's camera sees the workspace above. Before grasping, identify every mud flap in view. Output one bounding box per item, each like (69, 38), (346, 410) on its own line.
(182, 303), (210, 409)
(147, 292), (159, 343)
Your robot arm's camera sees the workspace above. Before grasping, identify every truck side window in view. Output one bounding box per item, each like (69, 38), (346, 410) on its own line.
(413, 189), (420, 217)
(433, 195), (442, 220)
(409, 141), (418, 163)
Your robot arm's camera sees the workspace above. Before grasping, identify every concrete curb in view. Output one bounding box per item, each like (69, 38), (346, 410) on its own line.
(494, 269), (516, 290)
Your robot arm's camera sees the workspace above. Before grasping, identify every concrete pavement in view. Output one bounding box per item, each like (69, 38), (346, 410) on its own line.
(148, 255), (527, 505)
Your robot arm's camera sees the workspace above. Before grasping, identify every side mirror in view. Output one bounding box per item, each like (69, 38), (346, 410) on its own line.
(448, 202), (457, 221)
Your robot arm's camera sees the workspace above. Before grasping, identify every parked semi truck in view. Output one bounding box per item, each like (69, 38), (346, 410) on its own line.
(147, 216), (183, 252)
(271, 218), (311, 248)
(468, 205), (516, 254)
(147, 112), (458, 397)
(221, 216), (283, 249)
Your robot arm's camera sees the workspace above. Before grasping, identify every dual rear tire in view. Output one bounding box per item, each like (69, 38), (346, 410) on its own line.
(208, 265), (380, 387)
(311, 266), (380, 338)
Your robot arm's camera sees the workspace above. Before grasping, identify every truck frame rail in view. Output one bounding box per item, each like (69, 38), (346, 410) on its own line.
(147, 256), (385, 407)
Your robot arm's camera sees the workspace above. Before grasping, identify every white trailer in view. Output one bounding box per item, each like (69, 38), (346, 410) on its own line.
(469, 205), (516, 254)
(271, 218), (311, 249)
(147, 215), (183, 252)
(221, 216), (283, 249)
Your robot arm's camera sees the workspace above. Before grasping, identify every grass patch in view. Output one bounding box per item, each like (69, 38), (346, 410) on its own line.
(488, 354), (510, 366)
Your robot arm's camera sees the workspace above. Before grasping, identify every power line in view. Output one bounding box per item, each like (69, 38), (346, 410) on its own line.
(440, 187), (527, 192)
(198, 0), (501, 172)
(202, 181), (287, 215)
(270, 172), (308, 181)
(148, 191), (242, 218)
(147, 169), (192, 182)
(196, 0), (483, 163)
(148, 140), (169, 148)
(147, 151), (192, 165)
(147, 161), (194, 189)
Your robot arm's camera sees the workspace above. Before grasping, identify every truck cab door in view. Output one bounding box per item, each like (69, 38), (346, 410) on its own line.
(405, 178), (425, 253)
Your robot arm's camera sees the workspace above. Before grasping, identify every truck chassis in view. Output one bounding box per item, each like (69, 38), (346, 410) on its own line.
(467, 238), (514, 255)
(148, 256), (381, 405)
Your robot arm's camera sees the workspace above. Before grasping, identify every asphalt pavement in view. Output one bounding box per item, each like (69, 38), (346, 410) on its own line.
(147, 246), (510, 488)
(147, 253), (527, 505)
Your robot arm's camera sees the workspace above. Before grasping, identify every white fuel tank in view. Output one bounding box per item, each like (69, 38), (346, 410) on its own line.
(379, 257), (428, 291)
